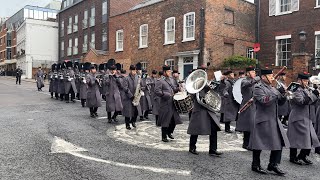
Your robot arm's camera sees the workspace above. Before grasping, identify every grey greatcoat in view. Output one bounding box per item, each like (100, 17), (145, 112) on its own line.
(155, 77), (182, 127)
(105, 74), (123, 112)
(49, 71), (54, 93)
(148, 77), (156, 106)
(86, 73), (102, 108)
(64, 69), (78, 94)
(187, 88), (221, 135)
(122, 74), (139, 118)
(248, 81), (290, 150)
(287, 87), (320, 149)
(222, 79), (239, 122)
(236, 77), (257, 132)
(277, 80), (291, 116)
(79, 73), (88, 100)
(310, 104), (317, 124)
(316, 100), (320, 139)
(118, 75), (127, 106)
(140, 78), (152, 111)
(35, 70), (44, 89)
(58, 70), (65, 94)
(152, 78), (161, 116)
(99, 71), (107, 96)
(52, 71), (59, 93)
(217, 81), (227, 114)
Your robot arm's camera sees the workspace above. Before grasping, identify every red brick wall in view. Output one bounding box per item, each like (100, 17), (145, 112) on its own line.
(258, 0), (320, 69)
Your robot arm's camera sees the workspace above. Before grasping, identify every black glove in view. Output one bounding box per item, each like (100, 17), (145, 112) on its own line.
(277, 86), (286, 94)
(130, 97), (134, 101)
(313, 90), (319, 97)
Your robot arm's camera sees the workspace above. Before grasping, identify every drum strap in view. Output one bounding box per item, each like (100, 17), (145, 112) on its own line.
(164, 79), (175, 93)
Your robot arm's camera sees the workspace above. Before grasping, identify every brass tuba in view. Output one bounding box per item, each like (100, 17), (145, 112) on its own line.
(186, 69), (221, 113)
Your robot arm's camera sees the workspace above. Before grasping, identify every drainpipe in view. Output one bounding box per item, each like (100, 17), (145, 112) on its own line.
(255, 0), (261, 69)
(199, 8), (205, 66)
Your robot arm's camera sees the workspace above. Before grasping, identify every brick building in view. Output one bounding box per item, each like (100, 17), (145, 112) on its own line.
(257, 0), (320, 76)
(58, 0), (145, 63)
(87, 0), (256, 79)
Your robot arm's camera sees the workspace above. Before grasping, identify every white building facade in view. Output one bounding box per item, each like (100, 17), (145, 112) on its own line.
(16, 19), (58, 79)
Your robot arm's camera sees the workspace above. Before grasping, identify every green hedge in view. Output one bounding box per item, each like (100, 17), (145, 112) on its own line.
(221, 56), (256, 69)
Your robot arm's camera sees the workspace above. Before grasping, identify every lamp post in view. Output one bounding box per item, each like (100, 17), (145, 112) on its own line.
(299, 30), (307, 53)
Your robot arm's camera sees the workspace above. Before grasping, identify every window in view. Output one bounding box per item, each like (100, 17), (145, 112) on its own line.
(63, 1), (67, 8)
(139, 24), (148, 48)
(29, 10), (34, 18)
(141, 62), (148, 70)
(165, 59), (175, 70)
(90, 32), (95, 49)
(90, 6), (95, 27)
(317, 0), (320, 7)
(225, 9), (234, 25)
(315, 35), (320, 58)
(280, 0), (291, 13)
(6, 48), (12, 60)
(73, 38), (78, 55)
(34, 10), (39, 19)
(165, 17), (175, 44)
(83, 34), (88, 53)
(68, 16), (72, 34)
(276, 37), (291, 66)
(246, 47), (254, 59)
(68, 38), (72, 56)
(60, 20), (64, 37)
(102, 29), (107, 51)
(183, 12), (195, 42)
(61, 41), (64, 58)
(44, 12), (48, 20)
(73, 15), (78, 32)
(83, 10), (88, 29)
(116, 30), (124, 52)
(102, 1), (108, 15)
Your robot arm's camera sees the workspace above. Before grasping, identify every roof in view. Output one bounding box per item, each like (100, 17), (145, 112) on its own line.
(110, 0), (146, 17)
(129, 0), (163, 11)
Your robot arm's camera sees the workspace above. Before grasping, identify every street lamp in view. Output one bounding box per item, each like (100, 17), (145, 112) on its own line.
(299, 30), (307, 53)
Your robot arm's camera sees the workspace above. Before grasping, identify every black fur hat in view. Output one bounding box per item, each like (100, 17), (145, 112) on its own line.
(51, 64), (57, 71)
(116, 63), (122, 71)
(66, 61), (73, 68)
(99, 64), (105, 71)
(136, 62), (142, 70)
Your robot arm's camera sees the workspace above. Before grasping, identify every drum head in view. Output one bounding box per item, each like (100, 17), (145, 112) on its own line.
(233, 78), (244, 104)
(173, 92), (188, 101)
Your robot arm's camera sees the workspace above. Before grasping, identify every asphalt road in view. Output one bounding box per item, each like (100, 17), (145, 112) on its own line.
(0, 77), (319, 180)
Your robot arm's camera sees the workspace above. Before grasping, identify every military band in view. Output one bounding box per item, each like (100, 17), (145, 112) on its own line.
(40, 59), (320, 176)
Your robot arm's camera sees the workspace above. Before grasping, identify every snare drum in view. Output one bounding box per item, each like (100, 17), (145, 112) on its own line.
(173, 92), (193, 114)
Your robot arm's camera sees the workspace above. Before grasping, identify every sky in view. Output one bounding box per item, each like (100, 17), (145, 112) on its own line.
(0, 0), (57, 17)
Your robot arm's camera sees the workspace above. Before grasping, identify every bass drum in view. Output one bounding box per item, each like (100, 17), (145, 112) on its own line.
(232, 78), (244, 104)
(173, 92), (193, 114)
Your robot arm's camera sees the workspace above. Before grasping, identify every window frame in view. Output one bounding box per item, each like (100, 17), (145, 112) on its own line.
(224, 8), (235, 25)
(165, 59), (175, 70)
(315, 32), (320, 58)
(164, 17), (175, 45)
(73, 37), (78, 55)
(139, 24), (148, 48)
(73, 14), (78, 32)
(317, 0), (320, 7)
(246, 47), (254, 59)
(116, 29), (124, 52)
(102, 1), (108, 15)
(60, 41), (64, 57)
(67, 16), (72, 34)
(183, 12), (195, 42)
(83, 34), (88, 53)
(275, 35), (292, 67)
(141, 62), (148, 70)
(68, 38), (72, 56)
(90, 31), (95, 49)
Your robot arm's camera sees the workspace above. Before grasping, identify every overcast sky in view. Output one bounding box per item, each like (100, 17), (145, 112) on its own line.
(0, 0), (56, 17)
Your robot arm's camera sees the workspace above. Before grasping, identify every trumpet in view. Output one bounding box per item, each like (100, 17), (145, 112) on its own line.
(95, 74), (103, 87)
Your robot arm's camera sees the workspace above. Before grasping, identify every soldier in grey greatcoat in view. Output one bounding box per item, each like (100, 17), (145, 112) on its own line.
(86, 64), (102, 118)
(58, 64), (66, 101)
(64, 61), (78, 103)
(187, 67), (223, 156)
(315, 98), (320, 154)
(35, 67), (44, 91)
(139, 70), (152, 120)
(287, 73), (320, 165)
(249, 69), (289, 176)
(105, 65), (123, 123)
(79, 63), (90, 107)
(155, 65), (182, 142)
(52, 64), (59, 100)
(277, 73), (291, 126)
(74, 63), (81, 100)
(99, 64), (107, 101)
(122, 65), (139, 130)
(222, 70), (239, 133)
(236, 66), (260, 150)
(152, 71), (162, 126)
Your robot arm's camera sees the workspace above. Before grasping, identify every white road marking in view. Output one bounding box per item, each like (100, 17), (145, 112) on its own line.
(97, 116), (108, 120)
(51, 136), (191, 176)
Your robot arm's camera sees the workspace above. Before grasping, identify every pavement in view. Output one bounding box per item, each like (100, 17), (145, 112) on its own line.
(0, 77), (320, 180)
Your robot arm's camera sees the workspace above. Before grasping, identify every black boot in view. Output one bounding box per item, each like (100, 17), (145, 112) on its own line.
(267, 163), (286, 176)
(251, 165), (267, 174)
(189, 148), (199, 155)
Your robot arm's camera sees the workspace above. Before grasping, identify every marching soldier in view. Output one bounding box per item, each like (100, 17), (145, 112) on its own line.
(86, 64), (102, 118)
(222, 70), (239, 133)
(155, 65), (182, 142)
(277, 72), (290, 126)
(122, 65), (139, 130)
(287, 73), (320, 165)
(64, 61), (78, 103)
(316, 99), (320, 154)
(15, 66), (23, 85)
(58, 63), (66, 101)
(188, 66), (223, 156)
(52, 64), (59, 100)
(152, 71), (163, 126)
(49, 64), (58, 99)
(105, 65), (123, 123)
(249, 69), (289, 176)
(79, 63), (90, 107)
(99, 64), (107, 101)
(236, 66), (260, 150)
(35, 67), (45, 91)
(238, 71), (245, 78)
(140, 69), (152, 120)
(74, 62), (81, 100)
